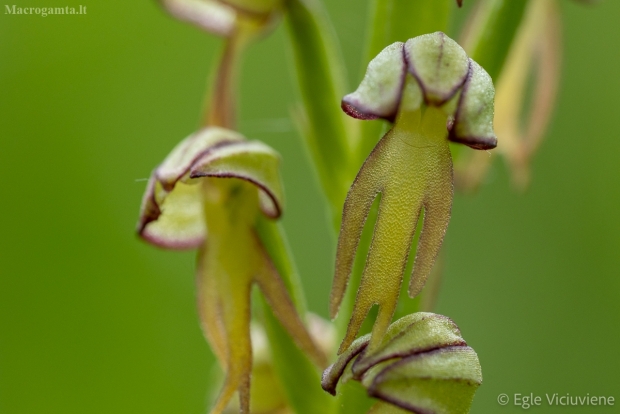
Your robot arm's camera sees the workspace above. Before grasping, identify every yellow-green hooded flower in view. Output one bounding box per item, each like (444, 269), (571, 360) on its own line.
(137, 127), (325, 414)
(331, 32), (497, 354)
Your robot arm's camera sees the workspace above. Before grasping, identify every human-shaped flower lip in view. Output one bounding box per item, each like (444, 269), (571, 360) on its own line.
(322, 313), (482, 414)
(137, 126), (284, 249)
(331, 32), (497, 357)
(341, 32), (497, 150)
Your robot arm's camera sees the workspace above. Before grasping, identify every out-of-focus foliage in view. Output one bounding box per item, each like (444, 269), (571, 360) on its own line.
(1, 1), (619, 413)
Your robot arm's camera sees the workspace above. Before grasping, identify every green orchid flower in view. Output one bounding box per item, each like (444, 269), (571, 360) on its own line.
(322, 313), (482, 414)
(137, 126), (325, 414)
(330, 32), (497, 354)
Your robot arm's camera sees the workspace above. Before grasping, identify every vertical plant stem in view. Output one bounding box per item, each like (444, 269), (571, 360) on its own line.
(285, 0), (354, 219)
(256, 216), (336, 414)
(255, 216), (308, 314)
(202, 21), (256, 129)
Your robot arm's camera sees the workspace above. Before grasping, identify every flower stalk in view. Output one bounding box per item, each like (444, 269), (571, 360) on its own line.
(285, 0), (353, 220)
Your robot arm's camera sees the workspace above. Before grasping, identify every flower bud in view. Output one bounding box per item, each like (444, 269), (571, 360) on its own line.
(322, 313), (482, 414)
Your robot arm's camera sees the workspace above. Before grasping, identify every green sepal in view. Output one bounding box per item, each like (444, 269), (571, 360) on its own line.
(323, 313), (482, 414)
(261, 296), (336, 414)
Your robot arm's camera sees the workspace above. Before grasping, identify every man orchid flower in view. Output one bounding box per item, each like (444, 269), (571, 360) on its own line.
(137, 127), (325, 414)
(331, 32), (497, 354)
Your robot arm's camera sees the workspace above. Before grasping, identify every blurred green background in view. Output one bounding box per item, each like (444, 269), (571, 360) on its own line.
(1, 0), (619, 413)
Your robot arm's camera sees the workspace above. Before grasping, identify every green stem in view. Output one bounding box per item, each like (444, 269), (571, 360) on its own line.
(256, 216), (336, 414)
(202, 20), (258, 129)
(260, 297), (337, 414)
(255, 216), (308, 314)
(285, 0), (353, 220)
(463, 0), (530, 81)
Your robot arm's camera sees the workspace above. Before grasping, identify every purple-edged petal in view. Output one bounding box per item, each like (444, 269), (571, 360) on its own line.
(405, 32), (470, 106)
(137, 177), (206, 249)
(155, 127), (245, 190)
(136, 128), (245, 249)
(189, 140), (284, 218)
(342, 42), (407, 121)
(158, 0), (236, 37)
(367, 346), (482, 414)
(352, 313), (466, 378)
(321, 334), (370, 395)
(449, 60), (497, 150)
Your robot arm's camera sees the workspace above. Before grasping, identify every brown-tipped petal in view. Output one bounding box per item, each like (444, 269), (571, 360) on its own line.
(341, 42), (407, 121)
(158, 0), (236, 37)
(155, 127), (245, 190)
(449, 60), (497, 149)
(254, 237), (327, 368)
(136, 176), (162, 240)
(367, 347), (482, 414)
(136, 128), (245, 249)
(137, 177), (206, 249)
(409, 151), (453, 298)
(405, 32), (470, 106)
(321, 334), (370, 395)
(353, 313), (465, 378)
(190, 140), (285, 219)
(330, 138), (388, 320)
